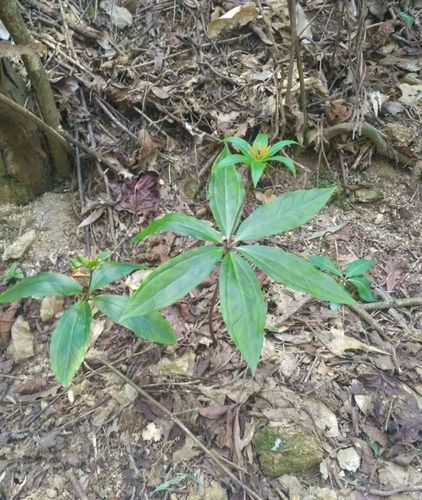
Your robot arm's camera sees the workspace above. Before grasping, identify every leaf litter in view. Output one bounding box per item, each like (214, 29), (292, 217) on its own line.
(0, 1), (422, 499)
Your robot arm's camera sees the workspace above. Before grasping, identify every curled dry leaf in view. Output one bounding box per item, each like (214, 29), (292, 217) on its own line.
(0, 304), (19, 345)
(208, 3), (257, 38)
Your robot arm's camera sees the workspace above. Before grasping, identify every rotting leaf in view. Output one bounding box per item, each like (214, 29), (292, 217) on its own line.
(0, 304), (18, 345)
(114, 171), (160, 215)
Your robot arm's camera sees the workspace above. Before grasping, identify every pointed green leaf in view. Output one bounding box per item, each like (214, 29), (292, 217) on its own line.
(209, 148), (245, 237)
(252, 133), (268, 149)
(219, 253), (266, 374)
(0, 272), (83, 303)
(309, 255), (342, 277)
(348, 277), (377, 302)
(218, 154), (249, 168)
(251, 159), (266, 187)
(94, 294), (176, 344)
(238, 245), (356, 304)
(268, 155), (296, 176)
(49, 301), (92, 387)
(345, 259), (373, 278)
(235, 187), (335, 242)
(225, 137), (250, 156)
(124, 246), (224, 318)
(132, 213), (222, 245)
(89, 262), (141, 291)
(268, 140), (298, 156)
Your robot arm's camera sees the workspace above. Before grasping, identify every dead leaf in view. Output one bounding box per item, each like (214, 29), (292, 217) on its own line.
(150, 349), (196, 377)
(173, 436), (203, 464)
(198, 405), (230, 420)
(319, 326), (389, 356)
(114, 171), (160, 215)
(7, 316), (33, 362)
(305, 398), (339, 438)
(398, 82), (422, 106)
(150, 87), (170, 100)
(15, 376), (46, 395)
(78, 207), (105, 228)
(208, 4), (257, 39)
(255, 189), (276, 204)
(101, 0), (133, 29)
(0, 304), (19, 345)
(142, 422), (162, 442)
(384, 260), (407, 291)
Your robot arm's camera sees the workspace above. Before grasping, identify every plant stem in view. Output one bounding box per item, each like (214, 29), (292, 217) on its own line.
(208, 285), (219, 344)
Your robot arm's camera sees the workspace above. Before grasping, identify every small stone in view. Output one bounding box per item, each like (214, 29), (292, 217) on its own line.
(40, 296), (64, 322)
(337, 447), (361, 472)
(354, 187), (383, 203)
(2, 230), (36, 261)
(254, 428), (324, 477)
(7, 316), (33, 362)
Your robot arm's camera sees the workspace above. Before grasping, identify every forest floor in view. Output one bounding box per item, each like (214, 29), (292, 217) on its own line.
(1, 1), (422, 499)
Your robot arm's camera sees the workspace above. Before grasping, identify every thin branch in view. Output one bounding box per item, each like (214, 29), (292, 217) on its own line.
(97, 357), (264, 500)
(208, 285), (219, 344)
(360, 296), (422, 311)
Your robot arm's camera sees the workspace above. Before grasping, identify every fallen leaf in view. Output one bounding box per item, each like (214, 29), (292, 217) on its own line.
(0, 41), (46, 57)
(305, 398), (339, 438)
(101, 0), (133, 29)
(78, 207), (105, 229)
(15, 376), (46, 395)
(0, 304), (19, 345)
(398, 82), (422, 106)
(150, 349), (196, 377)
(384, 260), (407, 291)
(173, 436), (203, 464)
(142, 422), (162, 442)
(7, 316), (33, 362)
(208, 4), (257, 38)
(198, 405), (230, 420)
(337, 447), (361, 472)
(136, 129), (163, 169)
(319, 326), (389, 356)
(114, 171), (160, 215)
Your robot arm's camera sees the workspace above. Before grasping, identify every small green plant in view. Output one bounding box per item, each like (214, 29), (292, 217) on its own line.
(2, 263), (24, 283)
(309, 255), (377, 304)
(124, 145), (355, 373)
(0, 252), (176, 386)
(219, 133), (298, 187)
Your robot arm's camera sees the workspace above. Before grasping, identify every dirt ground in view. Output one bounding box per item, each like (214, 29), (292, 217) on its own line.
(1, 1), (422, 499)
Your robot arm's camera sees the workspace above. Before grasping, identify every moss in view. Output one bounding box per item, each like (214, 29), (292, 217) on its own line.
(254, 428), (324, 478)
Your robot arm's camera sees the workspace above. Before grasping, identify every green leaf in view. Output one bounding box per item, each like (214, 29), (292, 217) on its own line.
(238, 245), (356, 305)
(345, 259), (373, 278)
(252, 133), (268, 149)
(218, 154), (249, 168)
(132, 213), (222, 244)
(89, 262), (140, 291)
(309, 255), (342, 277)
(225, 137), (250, 156)
(251, 159), (266, 187)
(268, 155), (296, 176)
(123, 246), (224, 318)
(268, 140), (298, 156)
(219, 253), (266, 374)
(3, 263), (24, 283)
(49, 301), (92, 387)
(235, 187), (335, 242)
(348, 277), (377, 302)
(94, 294), (176, 344)
(209, 148), (245, 237)
(0, 272), (83, 303)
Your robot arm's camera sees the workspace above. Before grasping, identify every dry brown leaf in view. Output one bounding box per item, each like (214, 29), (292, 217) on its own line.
(78, 207), (105, 228)
(319, 326), (389, 356)
(15, 376), (46, 395)
(208, 3), (257, 38)
(172, 437), (203, 464)
(0, 304), (19, 345)
(136, 130), (163, 169)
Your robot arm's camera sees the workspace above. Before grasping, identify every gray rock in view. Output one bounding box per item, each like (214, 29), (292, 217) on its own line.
(2, 230), (36, 261)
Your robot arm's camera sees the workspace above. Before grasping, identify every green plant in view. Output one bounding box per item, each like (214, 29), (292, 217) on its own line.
(2, 263), (24, 283)
(124, 146), (355, 373)
(0, 252), (176, 386)
(219, 133), (298, 187)
(309, 255), (376, 304)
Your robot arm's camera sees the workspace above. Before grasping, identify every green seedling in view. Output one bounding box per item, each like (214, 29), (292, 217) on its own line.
(2, 263), (24, 283)
(0, 252), (176, 386)
(219, 133), (298, 187)
(309, 255), (376, 308)
(124, 145), (355, 373)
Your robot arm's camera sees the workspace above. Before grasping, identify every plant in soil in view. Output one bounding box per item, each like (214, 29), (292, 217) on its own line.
(124, 143), (355, 373)
(0, 251), (176, 386)
(309, 255), (377, 307)
(219, 133), (298, 187)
